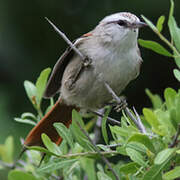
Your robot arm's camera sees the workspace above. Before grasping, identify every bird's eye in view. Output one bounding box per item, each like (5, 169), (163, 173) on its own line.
(117, 20), (126, 26)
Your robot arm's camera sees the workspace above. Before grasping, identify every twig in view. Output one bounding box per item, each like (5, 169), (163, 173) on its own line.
(74, 119), (120, 180)
(45, 17), (86, 61)
(104, 82), (121, 104)
(91, 110), (121, 126)
(0, 160), (14, 169)
(105, 143), (122, 148)
(169, 123), (180, 148)
(104, 82), (147, 134)
(133, 107), (147, 134)
(56, 151), (118, 158)
(124, 107), (147, 134)
(93, 109), (104, 144)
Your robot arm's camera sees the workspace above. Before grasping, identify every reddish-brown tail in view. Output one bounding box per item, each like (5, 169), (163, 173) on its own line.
(24, 99), (76, 147)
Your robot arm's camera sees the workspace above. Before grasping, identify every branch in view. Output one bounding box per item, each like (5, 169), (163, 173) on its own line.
(105, 143), (122, 149)
(104, 82), (147, 135)
(74, 118), (120, 180)
(91, 110), (121, 126)
(124, 107), (147, 134)
(56, 151), (118, 158)
(104, 82), (121, 104)
(0, 160), (14, 169)
(93, 109), (104, 144)
(45, 17), (86, 62)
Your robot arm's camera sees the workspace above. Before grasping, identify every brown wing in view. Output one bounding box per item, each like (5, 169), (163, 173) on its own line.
(43, 47), (74, 98)
(43, 33), (93, 98)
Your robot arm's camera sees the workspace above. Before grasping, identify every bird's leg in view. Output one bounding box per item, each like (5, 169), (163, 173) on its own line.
(104, 82), (127, 112)
(113, 97), (128, 112)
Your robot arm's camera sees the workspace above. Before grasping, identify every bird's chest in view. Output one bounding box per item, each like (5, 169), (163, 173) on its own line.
(93, 47), (140, 93)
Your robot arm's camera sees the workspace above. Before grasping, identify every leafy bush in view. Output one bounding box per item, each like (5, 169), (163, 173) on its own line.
(0, 0), (180, 179)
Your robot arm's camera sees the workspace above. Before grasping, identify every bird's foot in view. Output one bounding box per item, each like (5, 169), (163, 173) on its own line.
(108, 96), (127, 112)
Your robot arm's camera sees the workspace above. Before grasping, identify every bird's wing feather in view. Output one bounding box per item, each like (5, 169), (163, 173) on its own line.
(43, 33), (93, 98)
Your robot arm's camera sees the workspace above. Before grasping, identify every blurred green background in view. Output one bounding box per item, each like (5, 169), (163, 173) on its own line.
(0, 0), (180, 178)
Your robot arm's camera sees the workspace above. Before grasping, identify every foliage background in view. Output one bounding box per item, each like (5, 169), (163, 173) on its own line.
(0, 0), (180, 179)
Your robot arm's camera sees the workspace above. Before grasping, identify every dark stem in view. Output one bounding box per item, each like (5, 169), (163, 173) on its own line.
(93, 109), (105, 144)
(91, 110), (121, 126)
(74, 119), (119, 180)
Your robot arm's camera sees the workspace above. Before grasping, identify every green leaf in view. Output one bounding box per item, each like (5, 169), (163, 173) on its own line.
(126, 142), (147, 154)
(80, 158), (96, 180)
(72, 109), (85, 127)
(1, 136), (14, 163)
(143, 164), (163, 180)
(174, 53), (180, 69)
(101, 107), (111, 144)
(141, 15), (158, 32)
(119, 162), (139, 175)
(14, 118), (36, 126)
(155, 109), (175, 136)
(151, 137), (166, 154)
(175, 94), (180, 124)
(0, 145), (5, 162)
(164, 88), (177, 110)
(117, 146), (127, 156)
(35, 68), (51, 106)
(37, 158), (77, 173)
(14, 112), (37, 126)
(168, 0), (180, 68)
(138, 39), (173, 57)
(154, 148), (175, 165)
(168, 0), (180, 52)
(143, 151), (174, 180)
(128, 175), (139, 180)
(54, 122), (74, 149)
(97, 171), (112, 180)
(156, 15), (165, 32)
(41, 133), (61, 155)
(24, 80), (37, 106)
(169, 108), (178, 129)
(173, 69), (180, 82)
(127, 133), (156, 153)
(8, 170), (38, 180)
(143, 108), (162, 135)
(21, 112), (37, 120)
(126, 147), (148, 167)
(71, 110), (94, 151)
(163, 166), (180, 180)
(145, 89), (163, 109)
(27, 146), (57, 156)
(109, 125), (131, 138)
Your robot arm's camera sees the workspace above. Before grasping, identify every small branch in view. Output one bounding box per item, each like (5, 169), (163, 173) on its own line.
(104, 82), (121, 104)
(74, 119), (119, 180)
(104, 82), (147, 135)
(91, 110), (121, 126)
(105, 143), (122, 149)
(93, 109), (105, 144)
(45, 17), (86, 61)
(133, 107), (147, 134)
(169, 123), (180, 148)
(0, 160), (14, 169)
(124, 107), (147, 134)
(56, 151), (118, 158)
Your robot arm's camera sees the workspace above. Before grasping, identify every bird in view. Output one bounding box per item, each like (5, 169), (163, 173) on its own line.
(23, 12), (146, 148)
